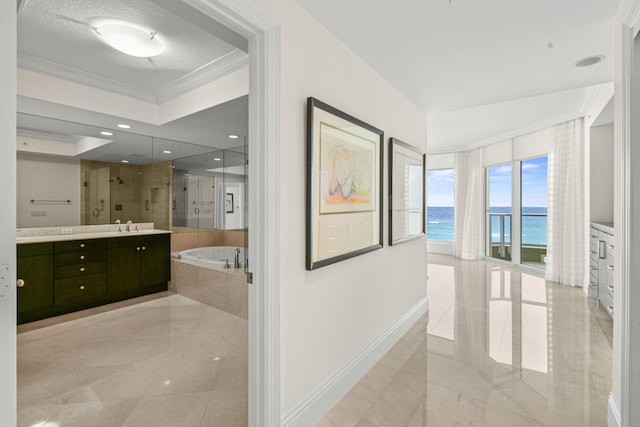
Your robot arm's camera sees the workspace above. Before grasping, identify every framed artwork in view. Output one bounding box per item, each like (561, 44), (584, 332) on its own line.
(389, 138), (425, 245)
(306, 97), (384, 270)
(225, 193), (234, 213)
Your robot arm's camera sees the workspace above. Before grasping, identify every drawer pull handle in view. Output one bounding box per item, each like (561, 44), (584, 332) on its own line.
(80, 285), (85, 290)
(80, 243), (85, 248)
(608, 285), (614, 293)
(80, 267), (85, 272)
(16, 278), (25, 288)
(80, 255), (85, 260)
(608, 244), (614, 249)
(607, 265), (614, 271)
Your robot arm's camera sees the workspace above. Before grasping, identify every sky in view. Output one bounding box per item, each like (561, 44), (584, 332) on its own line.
(427, 156), (548, 208)
(427, 169), (454, 207)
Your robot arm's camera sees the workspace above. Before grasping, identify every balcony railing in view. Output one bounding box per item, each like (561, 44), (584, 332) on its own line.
(490, 212), (547, 266)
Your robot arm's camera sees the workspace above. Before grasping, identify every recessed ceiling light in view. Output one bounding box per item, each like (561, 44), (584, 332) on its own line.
(117, 123), (131, 129)
(162, 150), (172, 154)
(228, 134), (239, 139)
(100, 131), (114, 136)
(93, 21), (164, 58)
(214, 157), (222, 161)
(575, 55), (605, 67)
(121, 160), (129, 163)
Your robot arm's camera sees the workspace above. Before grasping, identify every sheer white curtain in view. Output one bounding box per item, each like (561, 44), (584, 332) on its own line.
(454, 148), (485, 260)
(546, 118), (585, 286)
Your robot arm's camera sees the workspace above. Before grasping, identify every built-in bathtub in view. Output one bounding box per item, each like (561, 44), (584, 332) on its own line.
(172, 246), (248, 318)
(178, 246), (246, 268)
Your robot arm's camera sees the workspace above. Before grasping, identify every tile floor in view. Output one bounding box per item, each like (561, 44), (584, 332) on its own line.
(17, 292), (247, 427)
(17, 254), (613, 427)
(319, 254), (613, 427)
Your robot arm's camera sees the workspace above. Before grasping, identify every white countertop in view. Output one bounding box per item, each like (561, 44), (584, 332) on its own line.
(16, 229), (171, 245)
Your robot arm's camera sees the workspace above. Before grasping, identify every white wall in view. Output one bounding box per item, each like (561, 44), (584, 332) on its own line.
(590, 124), (614, 223)
(244, 0), (428, 416)
(16, 152), (81, 228)
(0, 0), (16, 425)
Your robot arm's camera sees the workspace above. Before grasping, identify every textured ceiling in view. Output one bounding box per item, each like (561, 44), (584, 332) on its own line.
(18, 0), (246, 101)
(294, 0), (619, 151)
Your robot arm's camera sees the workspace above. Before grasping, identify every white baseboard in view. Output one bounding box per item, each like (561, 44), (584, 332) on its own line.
(608, 393), (621, 427)
(427, 240), (454, 255)
(281, 297), (429, 427)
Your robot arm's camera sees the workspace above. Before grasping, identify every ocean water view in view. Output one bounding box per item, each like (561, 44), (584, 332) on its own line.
(427, 206), (548, 246)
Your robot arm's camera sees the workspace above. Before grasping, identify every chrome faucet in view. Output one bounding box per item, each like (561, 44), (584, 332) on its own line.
(234, 248), (241, 269)
(115, 219), (122, 232)
(126, 220), (132, 232)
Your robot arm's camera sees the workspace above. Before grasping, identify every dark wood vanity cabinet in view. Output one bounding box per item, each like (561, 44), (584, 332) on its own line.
(17, 243), (53, 323)
(107, 234), (170, 297)
(17, 233), (170, 324)
(53, 239), (107, 309)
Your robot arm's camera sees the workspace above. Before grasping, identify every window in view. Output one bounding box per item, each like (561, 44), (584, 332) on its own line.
(427, 169), (454, 241)
(488, 163), (512, 261)
(486, 155), (548, 269)
(520, 156), (548, 267)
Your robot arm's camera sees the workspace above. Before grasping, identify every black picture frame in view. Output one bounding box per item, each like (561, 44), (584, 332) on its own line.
(389, 137), (426, 246)
(225, 193), (234, 213)
(306, 97), (384, 270)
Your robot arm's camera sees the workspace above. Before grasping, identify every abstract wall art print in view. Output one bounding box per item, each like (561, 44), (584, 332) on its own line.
(306, 97), (383, 270)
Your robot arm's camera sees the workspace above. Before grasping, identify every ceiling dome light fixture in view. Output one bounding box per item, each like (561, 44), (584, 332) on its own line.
(117, 123), (131, 129)
(93, 21), (165, 58)
(575, 55), (605, 67)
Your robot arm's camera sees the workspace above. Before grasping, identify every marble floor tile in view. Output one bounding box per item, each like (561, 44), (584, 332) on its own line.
(322, 254), (613, 427)
(17, 294), (247, 427)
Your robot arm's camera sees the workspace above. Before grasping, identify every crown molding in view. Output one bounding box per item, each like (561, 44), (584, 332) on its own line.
(427, 112), (583, 156)
(155, 49), (248, 103)
(18, 49), (249, 105)
(18, 53), (158, 103)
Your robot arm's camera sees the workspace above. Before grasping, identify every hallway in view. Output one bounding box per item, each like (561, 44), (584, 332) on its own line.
(319, 254), (613, 426)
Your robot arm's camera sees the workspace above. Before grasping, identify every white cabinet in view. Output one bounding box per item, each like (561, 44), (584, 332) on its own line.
(589, 222), (614, 318)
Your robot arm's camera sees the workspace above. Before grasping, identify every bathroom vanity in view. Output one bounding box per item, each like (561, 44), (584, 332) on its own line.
(17, 226), (170, 324)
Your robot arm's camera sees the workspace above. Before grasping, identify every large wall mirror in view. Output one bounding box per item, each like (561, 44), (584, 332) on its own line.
(17, 96), (248, 232)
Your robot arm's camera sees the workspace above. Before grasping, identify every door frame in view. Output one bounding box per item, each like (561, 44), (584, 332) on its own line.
(184, 2), (282, 425)
(619, 2), (640, 425)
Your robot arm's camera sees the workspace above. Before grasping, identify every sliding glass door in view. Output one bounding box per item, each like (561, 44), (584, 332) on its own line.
(520, 156), (548, 267)
(488, 163), (512, 261)
(487, 156), (548, 269)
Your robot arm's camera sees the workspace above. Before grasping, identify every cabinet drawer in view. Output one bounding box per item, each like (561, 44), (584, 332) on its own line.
(55, 250), (106, 267)
(55, 239), (106, 254)
(54, 273), (106, 306)
(18, 242), (53, 257)
(55, 261), (106, 279)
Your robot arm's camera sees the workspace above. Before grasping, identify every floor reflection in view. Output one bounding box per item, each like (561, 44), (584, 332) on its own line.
(320, 254), (613, 427)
